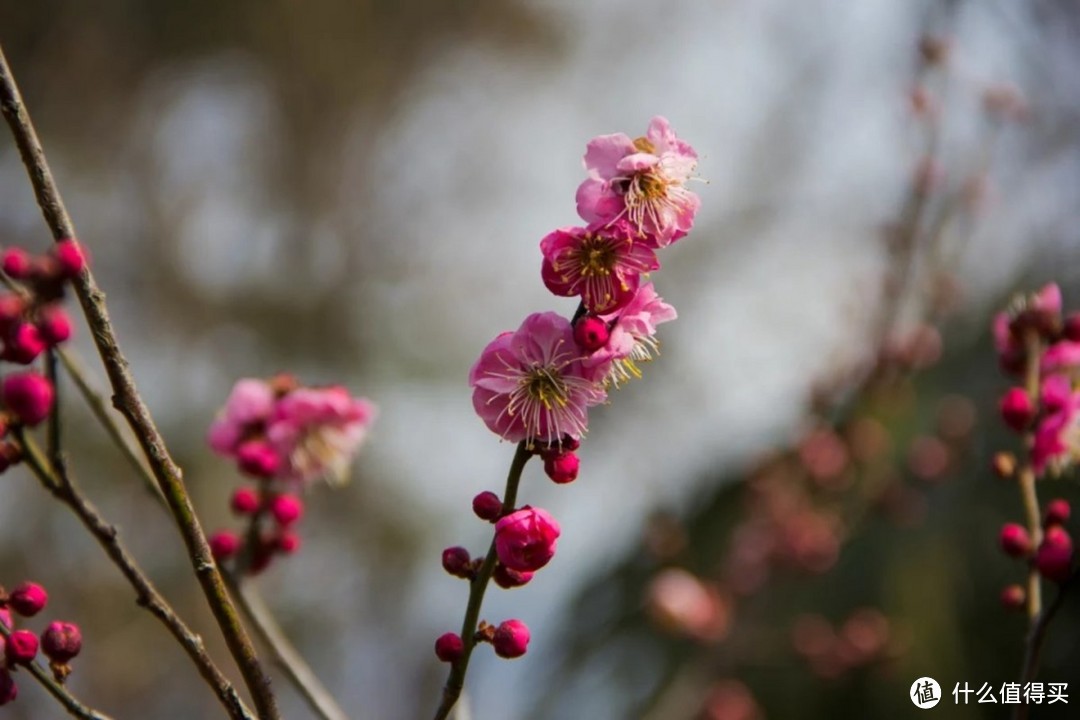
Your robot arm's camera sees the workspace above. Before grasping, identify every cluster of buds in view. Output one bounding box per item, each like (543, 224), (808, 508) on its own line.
(0, 239), (86, 472)
(439, 117), (701, 665)
(207, 374), (375, 574)
(993, 283), (1077, 604)
(0, 581), (83, 705)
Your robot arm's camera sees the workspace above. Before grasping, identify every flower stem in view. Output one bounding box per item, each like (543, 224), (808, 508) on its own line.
(433, 441), (532, 720)
(1019, 331), (1043, 621)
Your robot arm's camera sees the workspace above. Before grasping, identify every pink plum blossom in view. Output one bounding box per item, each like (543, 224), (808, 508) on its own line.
(469, 312), (606, 445)
(1032, 388), (1080, 475)
(207, 379), (276, 455)
(494, 506), (561, 572)
(1042, 341), (1080, 374)
(582, 283), (677, 387)
(266, 386), (377, 485)
(575, 116), (700, 246)
(540, 220), (659, 314)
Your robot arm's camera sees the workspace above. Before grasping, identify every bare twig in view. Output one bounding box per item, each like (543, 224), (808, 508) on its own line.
(1014, 574), (1075, 720)
(13, 431), (255, 720)
(0, 624), (115, 720)
(0, 44), (278, 719)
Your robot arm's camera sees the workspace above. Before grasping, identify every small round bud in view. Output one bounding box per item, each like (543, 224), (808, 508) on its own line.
(41, 621), (82, 664)
(434, 632), (464, 663)
(5, 630), (38, 665)
(0, 668), (14, 705)
(573, 316), (609, 352)
(492, 564), (534, 589)
(9, 582), (48, 617)
(1045, 499), (1071, 527)
(543, 451), (580, 484)
(492, 619), (530, 659)
(1, 248), (32, 279)
(270, 494), (304, 527)
(2, 372), (55, 426)
(230, 487), (260, 515)
(1035, 526), (1074, 583)
(53, 239), (87, 279)
(999, 523), (1032, 558)
(472, 491), (503, 522)
(991, 452), (1016, 479)
(442, 546), (471, 578)
(0, 295), (25, 331)
(276, 532), (301, 555)
(36, 305), (72, 346)
(235, 441), (281, 478)
(3, 323), (45, 365)
(999, 388), (1033, 432)
(209, 530), (241, 560)
(1000, 584), (1026, 611)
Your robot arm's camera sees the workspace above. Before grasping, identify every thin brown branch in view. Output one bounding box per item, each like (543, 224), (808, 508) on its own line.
(0, 43), (279, 719)
(1013, 574), (1075, 720)
(226, 574), (349, 720)
(14, 431), (255, 720)
(0, 624), (114, 720)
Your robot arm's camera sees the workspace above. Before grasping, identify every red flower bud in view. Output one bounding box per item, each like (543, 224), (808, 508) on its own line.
(9, 582), (47, 617)
(36, 305), (72, 346)
(434, 632), (464, 663)
(999, 388), (1033, 432)
(1, 248), (32, 279)
(53, 239), (87, 279)
(573, 316), (609, 352)
(230, 487), (260, 515)
(2, 372), (54, 426)
(236, 441), (281, 478)
(494, 507), (560, 573)
(2, 323), (45, 365)
(4, 630), (38, 665)
(1035, 526), (1074, 582)
(1044, 499), (1071, 527)
(41, 621), (82, 664)
(209, 530), (241, 560)
(999, 523), (1032, 558)
(472, 491), (503, 522)
(492, 619), (530, 659)
(442, 546), (472, 578)
(270, 494), (304, 526)
(544, 451), (580, 484)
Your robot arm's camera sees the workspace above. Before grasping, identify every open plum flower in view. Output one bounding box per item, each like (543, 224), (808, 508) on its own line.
(582, 282), (678, 387)
(208, 376), (376, 485)
(540, 219), (659, 314)
(575, 116), (700, 246)
(470, 312), (606, 446)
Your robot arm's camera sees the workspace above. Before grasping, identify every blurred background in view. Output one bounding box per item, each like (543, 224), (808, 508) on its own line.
(2, 0), (1080, 718)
